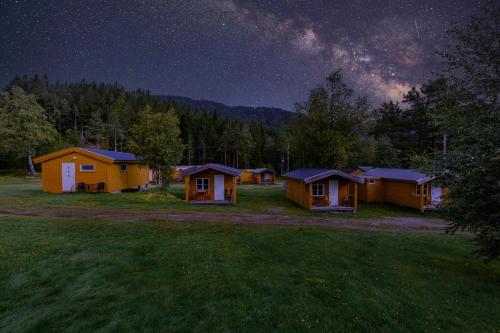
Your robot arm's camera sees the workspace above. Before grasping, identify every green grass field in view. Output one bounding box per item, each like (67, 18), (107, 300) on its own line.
(0, 177), (440, 219)
(0, 177), (499, 331)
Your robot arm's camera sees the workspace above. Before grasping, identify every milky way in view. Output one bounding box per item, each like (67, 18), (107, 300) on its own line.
(0, 0), (482, 109)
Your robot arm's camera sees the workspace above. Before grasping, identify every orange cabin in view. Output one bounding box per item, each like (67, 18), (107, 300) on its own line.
(33, 147), (151, 193)
(283, 169), (364, 212)
(355, 168), (445, 211)
(239, 168), (275, 184)
(181, 164), (240, 205)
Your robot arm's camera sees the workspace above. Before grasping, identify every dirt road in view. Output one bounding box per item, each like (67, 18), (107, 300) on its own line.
(0, 208), (451, 234)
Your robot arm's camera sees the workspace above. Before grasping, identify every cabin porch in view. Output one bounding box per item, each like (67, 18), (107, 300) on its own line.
(187, 188), (235, 204)
(310, 194), (357, 212)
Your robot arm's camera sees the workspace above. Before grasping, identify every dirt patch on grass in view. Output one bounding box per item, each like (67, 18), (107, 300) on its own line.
(264, 207), (285, 214)
(0, 208), (450, 234)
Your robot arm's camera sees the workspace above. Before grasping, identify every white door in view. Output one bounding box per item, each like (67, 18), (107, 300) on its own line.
(62, 163), (75, 192)
(431, 186), (442, 204)
(214, 175), (225, 200)
(329, 179), (339, 206)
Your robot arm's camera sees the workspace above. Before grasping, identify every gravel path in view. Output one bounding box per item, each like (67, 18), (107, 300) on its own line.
(0, 208), (450, 234)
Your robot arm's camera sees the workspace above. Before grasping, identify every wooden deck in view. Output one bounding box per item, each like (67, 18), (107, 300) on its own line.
(310, 206), (356, 212)
(190, 200), (233, 205)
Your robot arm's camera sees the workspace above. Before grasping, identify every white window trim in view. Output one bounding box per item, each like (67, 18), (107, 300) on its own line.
(120, 164), (128, 172)
(196, 178), (209, 192)
(80, 164), (95, 172)
(312, 183), (324, 197)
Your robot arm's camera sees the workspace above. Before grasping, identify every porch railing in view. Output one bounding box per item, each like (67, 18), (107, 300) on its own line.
(189, 189), (234, 201)
(311, 195), (355, 207)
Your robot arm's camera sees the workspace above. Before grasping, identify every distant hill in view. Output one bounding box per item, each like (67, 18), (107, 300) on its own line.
(154, 95), (293, 127)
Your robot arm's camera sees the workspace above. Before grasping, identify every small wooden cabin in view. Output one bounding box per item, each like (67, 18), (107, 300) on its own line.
(239, 168), (275, 184)
(33, 147), (151, 193)
(356, 168), (443, 211)
(283, 169), (364, 212)
(181, 164), (241, 205)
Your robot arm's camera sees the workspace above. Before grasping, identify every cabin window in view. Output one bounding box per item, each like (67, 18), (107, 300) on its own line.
(312, 184), (324, 197)
(80, 164), (95, 172)
(416, 184), (428, 196)
(196, 178), (209, 191)
(120, 164), (128, 172)
(368, 179), (375, 184)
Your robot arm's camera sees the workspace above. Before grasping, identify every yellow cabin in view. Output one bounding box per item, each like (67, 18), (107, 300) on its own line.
(355, 168), (445, 211)
(283, 168), (364, 212)
(239, 168), (275, 184)
(33, 147), (151, 193)
(181, 164), (240, 205)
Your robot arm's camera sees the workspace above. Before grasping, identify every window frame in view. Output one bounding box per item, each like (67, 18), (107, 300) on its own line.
(120, 164), (128, 172)
(368, 179), (375, 184)
(196, 178), (209, 192)
(79, 164), (95, 172)
(312, 183), (324, 197)
(416, 184), (429, 196)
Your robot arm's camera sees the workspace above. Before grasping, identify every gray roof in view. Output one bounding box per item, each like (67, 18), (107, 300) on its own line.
(358, 166), (373, 171)
(283, 168), (364, 184)
(359, 168), (435, 185)
(247, 168), (274, 174)
(181, 163), (241, 177)
(80, 148), (138, 161)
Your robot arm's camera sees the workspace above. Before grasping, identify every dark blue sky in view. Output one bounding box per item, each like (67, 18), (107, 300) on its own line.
(0, 0), (482, 109)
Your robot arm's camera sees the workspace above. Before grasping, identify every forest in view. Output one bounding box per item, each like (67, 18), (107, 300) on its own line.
(0, 70), (445, 175)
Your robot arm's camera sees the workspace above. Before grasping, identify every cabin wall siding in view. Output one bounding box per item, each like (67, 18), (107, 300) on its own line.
(127, 164), (150, 189)
(38, 151), (148, 193)
(359, 179), (434, 210)
(382, 180), (422, 209)
(240, 171), (255, 183)
(360, 178), (384, 203)
(284, 178), (308, 209)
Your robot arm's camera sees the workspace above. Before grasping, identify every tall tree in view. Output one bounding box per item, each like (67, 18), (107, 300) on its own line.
(290, 70), (373, 169)
(0, 86), (58, 175)
(429, 2), (500, 260)
(128, 106), (184, 188)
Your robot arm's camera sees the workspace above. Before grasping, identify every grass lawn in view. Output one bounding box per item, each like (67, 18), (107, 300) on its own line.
(0, 177), (440, 219)
(0, 215), (499, 332)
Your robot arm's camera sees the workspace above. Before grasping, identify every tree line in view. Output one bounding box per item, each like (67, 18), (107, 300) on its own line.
(0, 77), (289, 174)
(0, 70), (447, 175)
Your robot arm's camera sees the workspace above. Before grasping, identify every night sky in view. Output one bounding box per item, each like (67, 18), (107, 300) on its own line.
(0, 0), (483, 110)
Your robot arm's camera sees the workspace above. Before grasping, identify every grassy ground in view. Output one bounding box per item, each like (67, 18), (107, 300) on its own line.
(0, 215), (499, 332)
(0, 177), (440, 219)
